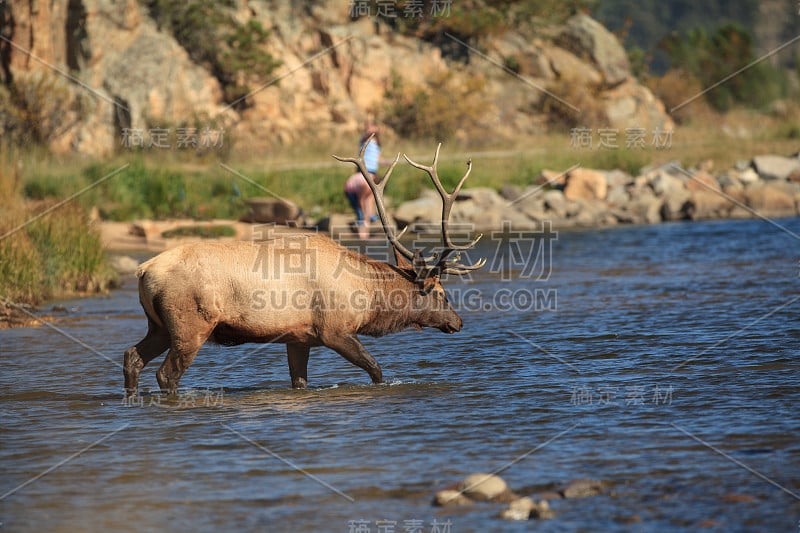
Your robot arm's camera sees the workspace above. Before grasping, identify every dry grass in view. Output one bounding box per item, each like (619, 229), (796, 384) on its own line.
(0, 145), (117, 305)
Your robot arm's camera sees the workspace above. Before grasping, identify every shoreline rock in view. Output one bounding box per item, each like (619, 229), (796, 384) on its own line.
(387, 152), (800, 234)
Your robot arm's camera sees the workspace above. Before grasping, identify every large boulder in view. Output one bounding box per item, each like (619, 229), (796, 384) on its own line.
(745, 182), (797, 216)
(683, 190), (731, 220)
(563, 168), (608, 201)
(571, 199), (615, 226)
(242, 198), (301, 224)
(458, 473), (512, 502)
(606, 184), (630, 207)
(650, 171), (685, 197)
(511, 190), (549, 221)
(601, 79), (674, 131)
(451, 188), (539, 232)
(659, 187), (692, 221)
(650, 169), (691, 220)
(624, 190), (663, 224)
(499, 497), (555, 521)
(542, 189), (568, 218)
(556, 14), (630, 87)
(752, 155), (800, 181)
(392, 191), (440, 229)
(545, 46), (603, 87)
(685, 170), (721, 193)
(491, 34), (554, 80)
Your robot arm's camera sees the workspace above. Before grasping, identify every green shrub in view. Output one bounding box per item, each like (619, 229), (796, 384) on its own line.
(658, 23), (790, 111)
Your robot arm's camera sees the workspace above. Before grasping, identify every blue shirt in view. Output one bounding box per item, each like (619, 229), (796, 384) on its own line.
(361, 140), (380, 173)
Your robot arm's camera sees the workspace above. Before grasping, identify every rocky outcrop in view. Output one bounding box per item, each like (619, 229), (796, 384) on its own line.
(556, 14), (630, 87)
(3, 3), (672, 154)
(4, 0), (229, 155)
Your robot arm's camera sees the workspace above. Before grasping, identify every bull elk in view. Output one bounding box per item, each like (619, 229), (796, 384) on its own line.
(123, 138), (485, 396)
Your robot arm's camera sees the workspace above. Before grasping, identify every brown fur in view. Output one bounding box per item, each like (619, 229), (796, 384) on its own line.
(123, 232), (462, 395)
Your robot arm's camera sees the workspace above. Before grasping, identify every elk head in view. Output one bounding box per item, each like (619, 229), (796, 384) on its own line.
(334, 136), (486, 334)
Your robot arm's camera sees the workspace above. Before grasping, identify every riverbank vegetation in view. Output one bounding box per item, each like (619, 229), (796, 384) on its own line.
(10, 114), (800, 224)
(0, 147), (117, 309)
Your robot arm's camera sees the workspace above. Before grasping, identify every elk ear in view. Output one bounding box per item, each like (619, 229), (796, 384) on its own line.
(394, 247), (412, 269)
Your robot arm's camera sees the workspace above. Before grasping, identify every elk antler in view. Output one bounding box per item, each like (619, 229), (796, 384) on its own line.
(334, 137), (485, 278)
(404, 145), (487, 276)
(333, 135), (415, 262)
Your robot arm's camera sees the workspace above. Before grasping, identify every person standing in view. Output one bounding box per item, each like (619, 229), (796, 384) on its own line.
(344, 123), (381, 238)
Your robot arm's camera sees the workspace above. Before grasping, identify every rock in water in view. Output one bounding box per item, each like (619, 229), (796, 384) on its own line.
(559, 478), (607, 498)
(499, 497), (554, 521)
(458, 473), (509, 501)
(432, 490), (472, 507)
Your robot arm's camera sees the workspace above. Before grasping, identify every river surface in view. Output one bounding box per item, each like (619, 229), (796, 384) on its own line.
(1, 217), (799, 532)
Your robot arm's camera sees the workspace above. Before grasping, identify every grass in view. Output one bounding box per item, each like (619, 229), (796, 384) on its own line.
(0, 203), (118, 305)
(12, 115), (800, 225)
(0, 146), (117, 306)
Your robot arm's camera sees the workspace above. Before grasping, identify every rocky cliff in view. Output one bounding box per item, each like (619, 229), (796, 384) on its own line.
(1, 1), (673, 155)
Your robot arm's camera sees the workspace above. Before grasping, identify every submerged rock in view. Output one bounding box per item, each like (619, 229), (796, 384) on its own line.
(458, 473), (510, 501)
(499, 497), (555, 521)
(433, 489), (472, 507)
(559, 478), (607, 498)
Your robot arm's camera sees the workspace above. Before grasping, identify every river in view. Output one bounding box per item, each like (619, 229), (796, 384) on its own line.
(1, 217), (799, 532)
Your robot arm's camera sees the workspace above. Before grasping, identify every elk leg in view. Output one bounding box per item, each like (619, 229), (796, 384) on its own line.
(287, 343), (310, 389)
(123, 317), (170, 397)
(323, 334), (383, 384)
(156, 333), (208, 396)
